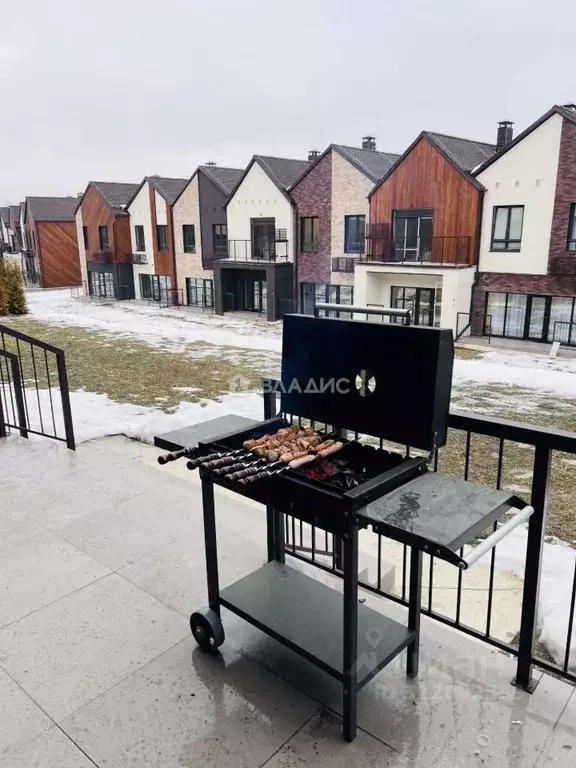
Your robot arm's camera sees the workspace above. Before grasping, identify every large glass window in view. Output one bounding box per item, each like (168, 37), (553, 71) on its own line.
(391, 286), (435, 327)
(548, 296), (576, 342)
(568, 203), (576, 251)
(308, 283), (353, 318)
(392, 210), (434, 262)
(140, 274), (172, 301)
(344, 215), (365, 253)
(504, 293), (527, 337)
(491, 206), (524, 251)
(186, 277), (213, 308)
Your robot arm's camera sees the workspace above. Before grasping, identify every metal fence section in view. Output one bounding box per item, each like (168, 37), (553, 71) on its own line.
(553, 320), (576, 347)
(262, 380), (576, 687)
(0, 324), (75, 450)
(456, 312), (493, 343)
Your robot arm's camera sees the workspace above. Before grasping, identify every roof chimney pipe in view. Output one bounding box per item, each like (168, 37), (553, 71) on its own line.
(362, 136), (377, 151)
(496, 121), (514, 152)
(562, 103), (576, 112)
(308, 149), (320, 162)
(205, 161), (217, 167)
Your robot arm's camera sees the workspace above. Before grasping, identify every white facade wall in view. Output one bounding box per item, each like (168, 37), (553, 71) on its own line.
(75, 209), (88, 287)
(173, 176), (212, 292)
(476, 114), (562, 275)
(354, 264), (475, 331)
(127, 182), (155, 299)
(154, 189), (167, 226)
(226, 163), (295, 259)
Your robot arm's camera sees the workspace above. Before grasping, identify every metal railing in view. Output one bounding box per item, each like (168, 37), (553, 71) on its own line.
(262, 379), (576, 687)
(130, 253), (148, 265)
(456, 312), (492, 343)
(225, 240), (290, 263)
(90, 251), (114, 264)
(277, 298), (298, 318)
(147, 288), (184, 308)
(0, 324), (75, 449)
(553, 321), (576, 347)
(72, 281), (133, 301)
(364, 235), (471, 265)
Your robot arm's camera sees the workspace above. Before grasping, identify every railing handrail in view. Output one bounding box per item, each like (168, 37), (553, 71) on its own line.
(0, 322), (64, 355)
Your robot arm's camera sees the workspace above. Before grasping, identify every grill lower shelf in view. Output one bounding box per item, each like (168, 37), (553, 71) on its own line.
(219, 561), (414, 689)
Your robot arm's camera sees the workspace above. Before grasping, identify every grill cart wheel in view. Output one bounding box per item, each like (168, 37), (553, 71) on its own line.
(190, 609), (225, 651)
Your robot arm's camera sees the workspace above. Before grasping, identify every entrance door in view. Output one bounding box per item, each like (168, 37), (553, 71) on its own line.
(526, 295), (550, 341)
(251, 219), (276, 260)
(391, 286), (435, 326)
(392, 210), (434, 262)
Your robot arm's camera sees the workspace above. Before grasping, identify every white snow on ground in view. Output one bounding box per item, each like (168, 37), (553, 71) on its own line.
(26, 288), (282, 353)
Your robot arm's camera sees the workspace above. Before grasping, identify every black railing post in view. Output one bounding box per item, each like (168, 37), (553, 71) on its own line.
(56, 350), (76, 451)
(0, 380), (6, 438)
(9, 353), (28, 438)
(514, 444), (551, 691)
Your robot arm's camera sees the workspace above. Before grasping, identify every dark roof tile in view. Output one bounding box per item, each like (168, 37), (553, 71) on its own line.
(425, 132), (495, 171)
(201, 166), (244, 194)
(25, 196), (79, 222)
(92, 181), (140, 211)
(256, 156), (310, 190)
(334, 145), (401, 181)
(148, 176), (189, 205)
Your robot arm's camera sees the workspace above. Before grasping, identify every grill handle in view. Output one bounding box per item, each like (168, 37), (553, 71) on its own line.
(157, 447), (198, 465)
(459, 505), (535, 570)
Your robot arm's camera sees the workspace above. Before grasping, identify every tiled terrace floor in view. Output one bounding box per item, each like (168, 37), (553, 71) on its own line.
(1, 436), (574, 767)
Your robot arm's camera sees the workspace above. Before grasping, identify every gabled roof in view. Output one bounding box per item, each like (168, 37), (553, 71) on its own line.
(226, 155), (310, 205)
(93, 181), (140, 210)
(0, 207), (10, 226)
(368, 130), (493, 198)
(289, 143), (401, 191)
(172, 165), (245, 207)
(473, 104), (576, 176)
(9, 205), (20, 225)
(25, 196), (79, 222)
(425, 132), (495, 172)
(147, 176), (189, 205)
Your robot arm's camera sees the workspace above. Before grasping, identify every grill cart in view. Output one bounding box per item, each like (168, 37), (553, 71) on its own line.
(157, 314), (533, 742)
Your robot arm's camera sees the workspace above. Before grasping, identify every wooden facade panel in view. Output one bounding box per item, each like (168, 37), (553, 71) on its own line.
(80, 185), (132, 262)
(36, 221), (81, 288)
(370, 137), (481, 264)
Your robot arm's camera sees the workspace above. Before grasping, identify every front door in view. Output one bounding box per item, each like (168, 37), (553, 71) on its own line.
(391, 286), (435, 326)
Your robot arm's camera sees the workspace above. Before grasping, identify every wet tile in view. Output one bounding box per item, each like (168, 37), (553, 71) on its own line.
(0, 668), (52, 760)
(118, 527), (267, 616)
(0, 531), (110, 628)
(62, 637), (320, 768)
(262, 707), (426, 768)
(0, 727), (94, 768)
(0, 574), (188, 720)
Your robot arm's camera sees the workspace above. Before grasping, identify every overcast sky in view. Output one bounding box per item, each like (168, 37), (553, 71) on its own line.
(1, 0), (575, 204)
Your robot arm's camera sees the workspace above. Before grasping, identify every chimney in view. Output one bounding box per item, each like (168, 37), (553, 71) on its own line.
(496, 121), (514, 152)
(308, 149), (320, 162)
(205, 161), (217, 167)
(361, 136), (377, 151)
(562, 103), (576, 112)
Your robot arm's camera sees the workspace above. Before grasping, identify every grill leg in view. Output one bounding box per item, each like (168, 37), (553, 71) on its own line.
(201, 477), (220, 616)
(342, 525), (359, 742)
(273, 509), (285, 563)
(407, 547), (423, 678)
(266, 505), (275, 562)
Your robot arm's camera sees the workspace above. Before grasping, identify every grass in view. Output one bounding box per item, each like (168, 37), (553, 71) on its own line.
(3, 314), (576, 543)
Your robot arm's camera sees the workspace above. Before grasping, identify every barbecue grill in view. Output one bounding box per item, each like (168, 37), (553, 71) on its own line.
(158, 312), (534, 742)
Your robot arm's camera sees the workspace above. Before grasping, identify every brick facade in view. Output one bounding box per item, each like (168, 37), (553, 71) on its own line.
(549, 118), (576, 274)
(291, 151), (332, 285)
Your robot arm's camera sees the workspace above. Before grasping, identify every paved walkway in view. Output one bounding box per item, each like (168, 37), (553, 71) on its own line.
(1, 436), (574, 767)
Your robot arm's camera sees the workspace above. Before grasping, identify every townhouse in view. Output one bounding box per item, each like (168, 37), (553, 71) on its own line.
(471, 104), (576, 344)
(19, 200), (39, 284)
(1, 206), (14, 251)
(353, 130), (496, 330)
(76, 180), (139, 298)
(221, 155), (310, 320)
(126, 176), (188, 301)
(172, 164), (243, 308)
(289, 138), (400, 312)
(24, 196), (81, 288)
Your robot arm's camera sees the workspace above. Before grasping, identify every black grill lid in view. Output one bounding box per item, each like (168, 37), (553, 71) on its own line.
(280, 315), (454, 451)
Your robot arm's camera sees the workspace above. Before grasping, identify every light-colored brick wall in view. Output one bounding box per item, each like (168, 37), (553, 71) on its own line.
(173, 175), (213, 294)
(331, 151), (372, 259)
(75, 209), (88, 287)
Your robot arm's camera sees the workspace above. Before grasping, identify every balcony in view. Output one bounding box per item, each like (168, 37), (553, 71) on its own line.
(130, 253), (148, 265)
(364, 229), (470, 266)
(223, 240), (290, 263)
(332, 257), (357, 273)
(90, 250), (114, 264)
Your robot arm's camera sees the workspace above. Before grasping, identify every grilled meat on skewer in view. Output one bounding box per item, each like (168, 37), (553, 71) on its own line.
(236, 441), (345, 490)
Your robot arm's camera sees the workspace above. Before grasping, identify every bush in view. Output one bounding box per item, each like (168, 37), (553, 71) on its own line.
(0, 260), (27, 315)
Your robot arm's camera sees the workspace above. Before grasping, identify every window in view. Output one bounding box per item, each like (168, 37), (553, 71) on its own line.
(156, 225), (168, 251)
(135, 225), (145, 252)
(491, 206), (524, 251)
(344, 215), (365, 253)
(568, 203), (576, 251)
(82, 226), (89, 250)
(213, 224), (227, 254)
(182, 224), (195, 253)
(300, 217), (319, 252)
(391, 286), (436, 327)
(98, 226), (109, 251)
(186, 277), (214, 308)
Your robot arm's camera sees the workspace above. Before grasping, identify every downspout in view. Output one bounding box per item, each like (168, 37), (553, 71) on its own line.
(291, 199), (299, 311)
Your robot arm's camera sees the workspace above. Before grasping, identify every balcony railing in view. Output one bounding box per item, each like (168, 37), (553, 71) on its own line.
(224, 240), (290, 263)
(130, 253), (148, 265)
(90, 251), (113, 264)
(365, 234), (471, 266)
(332, 256), (357, 273)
